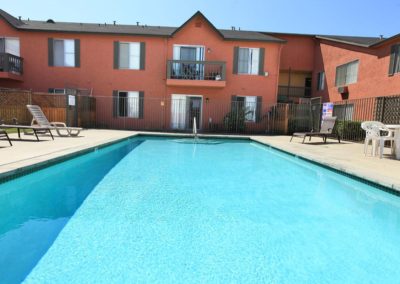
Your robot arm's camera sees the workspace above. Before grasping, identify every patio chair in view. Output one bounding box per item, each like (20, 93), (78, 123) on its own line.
(290, 116), (340, 144)
(361, 121), (395, 158)
(0, 129), (12, 146)
(26, 105), (82, 137)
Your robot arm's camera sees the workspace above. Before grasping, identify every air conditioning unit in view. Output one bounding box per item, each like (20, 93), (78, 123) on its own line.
(337, 86), (348, 94)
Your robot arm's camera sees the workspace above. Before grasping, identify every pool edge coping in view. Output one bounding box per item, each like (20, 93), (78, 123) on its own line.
(0, 132), (399, 196)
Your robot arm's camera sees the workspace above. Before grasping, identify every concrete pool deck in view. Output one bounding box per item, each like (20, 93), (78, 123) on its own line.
(0, 129), (399, 191)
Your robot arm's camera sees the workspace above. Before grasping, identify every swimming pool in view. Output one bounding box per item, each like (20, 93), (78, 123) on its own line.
(1, 136), (400, 283)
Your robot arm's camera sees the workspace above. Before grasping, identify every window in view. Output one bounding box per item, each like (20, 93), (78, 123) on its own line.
(52, 39), (75, 67)
(0, 37), (20, 56)
(317, 71), (325, 91)
(114, 42), (146, 70)
(389, 44), (400, 76)
(238, 48), (259, 75)
(118, 91), (140, 118)
(48, 88), (66, 94)
(237, 96), (258, 122)
(333, 104), (354, 120)
(335, 60), (359, 86)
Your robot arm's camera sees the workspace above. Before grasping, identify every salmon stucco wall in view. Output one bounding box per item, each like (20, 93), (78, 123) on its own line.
(313, 39), (400, 102)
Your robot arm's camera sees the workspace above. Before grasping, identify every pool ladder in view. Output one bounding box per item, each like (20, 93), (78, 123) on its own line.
(193, 117), (199, 142)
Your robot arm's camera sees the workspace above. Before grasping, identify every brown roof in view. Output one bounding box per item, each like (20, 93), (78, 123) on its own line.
(0, 9), (285, 43)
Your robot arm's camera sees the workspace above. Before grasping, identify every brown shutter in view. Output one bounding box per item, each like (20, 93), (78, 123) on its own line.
(140, 42), (146, 70)
(113, 41), (119, 69)
(139, 91), (144, 119)
(48, 38), (54, 66)
(233, 46), (239, 74)
(112, 90), (118, 117)
(256, 96), (262, 122)
(258, 48), (265, 75)
(75, 39), (80, 67)
(388, 44), (398, 76)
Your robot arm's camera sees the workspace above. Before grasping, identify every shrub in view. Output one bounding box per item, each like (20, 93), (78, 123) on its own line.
(333, 120), (365, 142)
(223, 107), (252, 132)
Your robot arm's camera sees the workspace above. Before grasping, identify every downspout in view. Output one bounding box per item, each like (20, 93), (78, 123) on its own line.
(275, 43), (284, 103)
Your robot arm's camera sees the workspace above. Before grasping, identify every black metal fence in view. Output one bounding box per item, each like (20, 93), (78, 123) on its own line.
(1, 89), (400, 142)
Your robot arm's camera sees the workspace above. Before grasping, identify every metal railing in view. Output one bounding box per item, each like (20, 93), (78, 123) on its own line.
(278, 86), (311, 102)
(0, 53), (23, 74)
(2, 89), (400, 139)
(167, 60), (226, 81)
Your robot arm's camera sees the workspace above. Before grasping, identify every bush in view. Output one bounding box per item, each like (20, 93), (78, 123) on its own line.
(333, 120), (365, 142)
(223, 107), (252, 132)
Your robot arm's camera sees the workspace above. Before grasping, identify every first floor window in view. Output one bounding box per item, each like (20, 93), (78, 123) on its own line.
(119, 42), (140, 69)
(335, 60), (359, 86)
(48, 88), (66, 94)
(236, 96), (258, 122)
(238, 48), (259, 75)
(118, 91), (140, 118)
(317, 71), (325, 91)
(53, 39), (75, 67)
(333, 103), (354, 120)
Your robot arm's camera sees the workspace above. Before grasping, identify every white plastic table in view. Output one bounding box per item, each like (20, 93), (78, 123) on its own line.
(386, 125), (400, 160)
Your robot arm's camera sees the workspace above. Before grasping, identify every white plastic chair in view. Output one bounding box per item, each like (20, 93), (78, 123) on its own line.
(361, 121), (395, 158)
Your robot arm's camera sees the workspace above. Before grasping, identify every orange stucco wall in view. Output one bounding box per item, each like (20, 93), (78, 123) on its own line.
(275, 34), (315, 72)
(0, 15), (283, 130)
(313, 39), (400, 102)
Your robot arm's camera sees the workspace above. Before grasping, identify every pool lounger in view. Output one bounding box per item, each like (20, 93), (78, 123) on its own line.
(27, 104), (82, 137)
(0, 129), (12, 146)
(290, 116), (340, 144)
(0, 124), (54, 141)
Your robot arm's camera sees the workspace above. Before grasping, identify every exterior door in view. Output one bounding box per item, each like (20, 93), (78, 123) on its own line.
(188, 97), (202, 130)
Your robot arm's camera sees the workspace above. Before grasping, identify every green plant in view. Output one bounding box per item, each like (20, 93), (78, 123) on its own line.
(333, 120), (365, 142)
(223, 107), (252, 132)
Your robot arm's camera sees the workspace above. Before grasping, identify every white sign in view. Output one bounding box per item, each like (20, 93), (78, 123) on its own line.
(68, 95), (76, 106)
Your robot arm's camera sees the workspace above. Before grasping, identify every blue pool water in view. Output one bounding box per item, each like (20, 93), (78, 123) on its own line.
(1, 137), (400, 283)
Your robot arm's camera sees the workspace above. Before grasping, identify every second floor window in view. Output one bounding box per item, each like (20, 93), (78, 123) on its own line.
(335, 60), (359, 87)
(238, 48), (259, 75)
(389, 44), (400, 76)
(114, 42), (145, 70)
(317, 71), (325, 91)
(0, 37), (20, 56)
(48, 38), (80, 67)
(233, 47), (265, 76)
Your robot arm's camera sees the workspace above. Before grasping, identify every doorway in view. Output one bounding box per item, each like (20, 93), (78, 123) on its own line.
(171, 95), (203, 130)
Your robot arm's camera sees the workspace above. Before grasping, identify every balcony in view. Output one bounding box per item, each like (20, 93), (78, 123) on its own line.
(278, 85), (311, 103)
(0, 53), (23, 81)
(166, 60), (226, 88)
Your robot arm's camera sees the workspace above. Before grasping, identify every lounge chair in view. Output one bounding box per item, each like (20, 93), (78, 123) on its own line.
(290, 116), (340, 143)
(26, 105), (82, 137)
(0, 129), (12, 146)
(0, 124), (54, 141)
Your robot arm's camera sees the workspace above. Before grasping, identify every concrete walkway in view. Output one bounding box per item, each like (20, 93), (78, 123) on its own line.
(251, 135), (400, 191)
(0, 130), (399, 191)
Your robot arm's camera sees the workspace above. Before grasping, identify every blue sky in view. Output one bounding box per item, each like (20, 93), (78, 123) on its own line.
(3, 0), (399, 37)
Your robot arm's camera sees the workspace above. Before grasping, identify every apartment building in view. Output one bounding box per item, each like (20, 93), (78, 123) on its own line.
(0, 9), (399, 130)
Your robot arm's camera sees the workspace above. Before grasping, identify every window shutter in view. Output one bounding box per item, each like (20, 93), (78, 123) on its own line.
(233, 47), (239, 74)
(75, 39), (80, 67)
(139, 91), (144, 119)
(388, 45), (398, 76)
(48, 38), (54, 66)
(256, 96), (262, 122)
(140, 42), (146, 70)
(258, 48), (265, 75)
(113, 41), (119, 69)
(112, 90), (118, 117)
(231, 95), (237, 111)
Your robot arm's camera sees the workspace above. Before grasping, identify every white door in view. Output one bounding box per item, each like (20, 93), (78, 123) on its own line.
(171, 95), (187, 129)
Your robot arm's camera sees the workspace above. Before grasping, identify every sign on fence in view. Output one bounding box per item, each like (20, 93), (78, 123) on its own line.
(322, 102), (334, 118)
(68, 95), (76, 106)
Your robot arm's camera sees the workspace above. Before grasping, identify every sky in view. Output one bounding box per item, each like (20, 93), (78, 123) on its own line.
(2, 0), (399, 37)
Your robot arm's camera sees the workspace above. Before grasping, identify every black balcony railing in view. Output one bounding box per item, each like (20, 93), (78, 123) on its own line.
(167, 60), (226, 81)
(0, 53), (23, 74)
(278, 85), (311, 98)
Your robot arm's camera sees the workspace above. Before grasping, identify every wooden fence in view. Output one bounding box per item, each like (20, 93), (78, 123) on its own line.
(0, 89), (95, 127)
